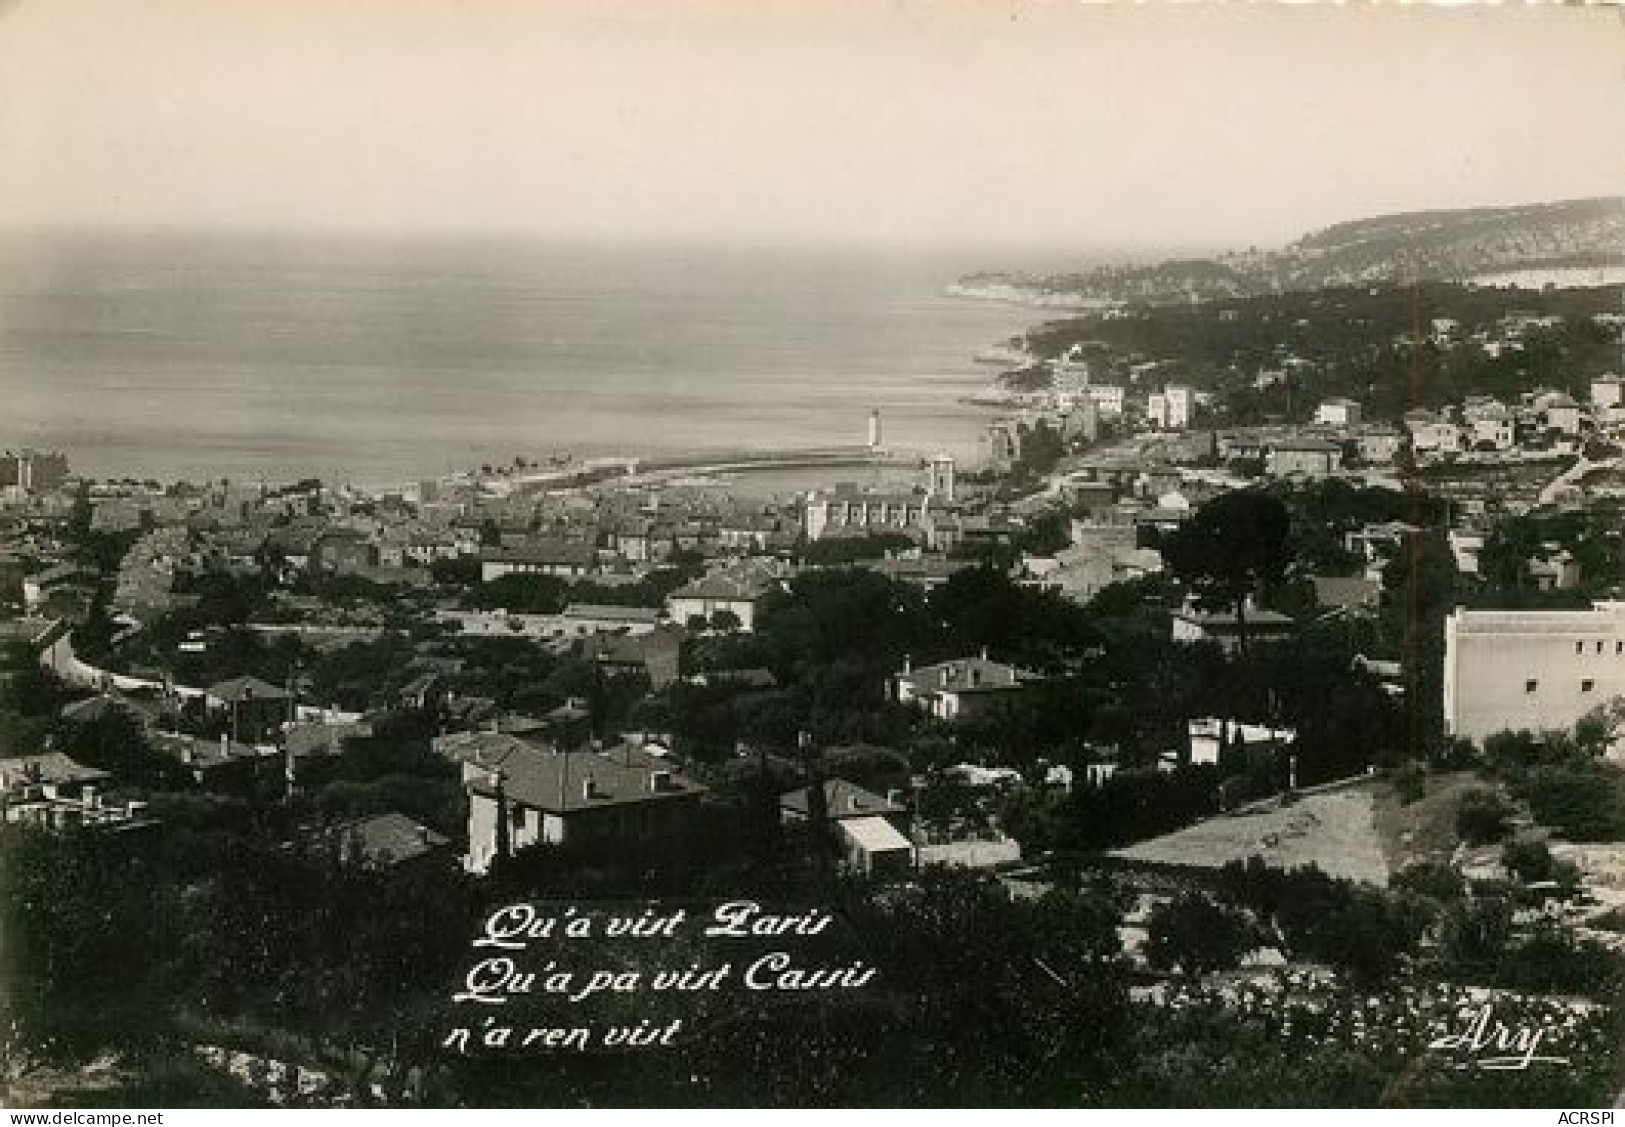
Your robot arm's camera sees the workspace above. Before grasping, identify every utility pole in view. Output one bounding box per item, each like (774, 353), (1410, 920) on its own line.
(493, 769), (511, 867)
(286, 663), (298, 730)
(800, 728), (832, 882)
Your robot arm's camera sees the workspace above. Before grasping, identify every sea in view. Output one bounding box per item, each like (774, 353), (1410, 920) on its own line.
(0, 230), (1078, 490)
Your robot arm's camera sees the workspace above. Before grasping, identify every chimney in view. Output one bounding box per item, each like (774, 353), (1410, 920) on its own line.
(901, 653), (911, 674)
(980, 646), (989, 661)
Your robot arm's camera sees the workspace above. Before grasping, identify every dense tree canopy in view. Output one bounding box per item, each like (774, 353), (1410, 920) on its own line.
(1161, 490), (1293, 652)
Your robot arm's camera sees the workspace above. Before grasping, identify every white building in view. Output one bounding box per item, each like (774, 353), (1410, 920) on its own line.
(1591, 375), (1624, 411)
(447, 738), (705, 875)
(1147, 385), (1193, 430)
(1540, 394), (1584, 436)
(1447, 529), (1486, 576)
(1354, 427), (1405, 465)
(1313, 398), (1363, 428)
(1405, 412), (1463, 457)
(1462, 399), (1516, 451)
(479, 541), (597, 581)
(780, 779), (914, 877)
(1168, 385), (1194, 428)
(1083, 384), (1126, 419)
(1053, 357), (1092, 396)
(804, 485), (936, 542)
(889, 654), (1030, 722)
(1187, 717), (1296, 766)
(1444, 602), (1625, 743)
(665, 560), (784, 632)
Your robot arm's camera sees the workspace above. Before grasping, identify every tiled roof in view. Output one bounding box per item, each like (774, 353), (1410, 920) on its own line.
(1269, 438), (1341, 453)
(328, 812), (449, 867)
(1448, 605), (1625, 635)
(1176, 607), (1296, 628)
(1310, 576), (1382, 610)
(839, 814), (914, 854)
(780, 778), (904, 821)
(59, 694), (143, 725)
(866, 557), (971, 582)
(206, 675), (290, 703)
(285, 721), (373, 758)
(433, 730), (545, 769)
(151, 732), (263, 768)
(671, 562), (783, 602)
(484, 541), (596, 566)
(895, 656), (1025, 695)
(30, 563), (95, 587)
(562, 603), (660, 623)
(0, 751), (110, 788)
(466, 745), (703, 812)
(586, 628), (680, 665)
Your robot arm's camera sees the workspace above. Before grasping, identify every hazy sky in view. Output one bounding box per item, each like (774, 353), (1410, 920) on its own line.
(1, 0), (1620, 250)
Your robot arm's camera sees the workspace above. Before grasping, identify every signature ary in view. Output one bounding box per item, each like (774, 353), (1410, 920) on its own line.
(1427, 1003), (1572, 1071)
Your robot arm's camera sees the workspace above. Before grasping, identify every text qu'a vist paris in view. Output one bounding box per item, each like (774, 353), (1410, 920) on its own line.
(453, 900), (880, 1008)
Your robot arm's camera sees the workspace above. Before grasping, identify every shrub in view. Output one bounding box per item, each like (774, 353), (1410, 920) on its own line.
(1278, 885), (1429, 984)
(1393, 762), (1426, 805)
(1391, 860), (1466, 902)
(1586, 907), (1625, 934)
(1455, 787), (1513, 845)
(1429, 737), (1479, 771)
(1501, 837), (1556, 883)
(1519, 763), (1625, 841)
(1481, 729), (1546, 777)
(1144, 893), (1266, 977)
(1217, 860), (1427, 983)
(1495, 927), (1623, 997)
(1438, 896), (1514, 975)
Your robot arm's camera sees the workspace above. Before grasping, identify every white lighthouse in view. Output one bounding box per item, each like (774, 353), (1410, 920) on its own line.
(867, 408), (883, 450)
(927, 453), (956, 502)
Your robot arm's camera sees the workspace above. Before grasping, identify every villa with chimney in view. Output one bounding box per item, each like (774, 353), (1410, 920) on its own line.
(450, 738), (707, 874)
(888, 653), (1033, 722)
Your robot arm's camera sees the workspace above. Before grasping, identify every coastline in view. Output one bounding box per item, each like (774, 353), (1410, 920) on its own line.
(945, 280), (1124, 311)
(0, 233), (1043, 491)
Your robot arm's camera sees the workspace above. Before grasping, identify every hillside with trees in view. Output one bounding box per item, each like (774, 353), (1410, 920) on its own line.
(953, 196), (1623, 307)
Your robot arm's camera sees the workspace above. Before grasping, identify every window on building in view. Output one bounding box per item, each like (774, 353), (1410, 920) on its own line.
(1526, 679), (1539, 693)
(1583, 680), (1597, 693)
(1599, 642), (1607, 654)
(1578, 641), (1586, 654)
